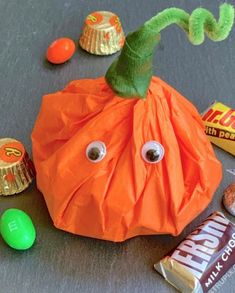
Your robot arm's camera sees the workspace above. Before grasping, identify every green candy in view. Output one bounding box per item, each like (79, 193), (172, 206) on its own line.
(0, 209), (36, 250)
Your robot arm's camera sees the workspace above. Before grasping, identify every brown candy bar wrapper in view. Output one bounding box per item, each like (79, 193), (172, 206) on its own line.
(154, 212), (235, 292)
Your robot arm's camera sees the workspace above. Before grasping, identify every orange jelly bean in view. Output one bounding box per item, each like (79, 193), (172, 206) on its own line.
(46, 38), (75, 64)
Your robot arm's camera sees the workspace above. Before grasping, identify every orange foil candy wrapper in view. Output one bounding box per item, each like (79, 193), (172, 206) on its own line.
(202, 101), (235, 156)
(0, 138), (35, 196)
(154, 212), (235, 293)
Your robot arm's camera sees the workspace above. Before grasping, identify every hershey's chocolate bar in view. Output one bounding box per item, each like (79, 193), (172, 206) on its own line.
(154, 212), (235, 292)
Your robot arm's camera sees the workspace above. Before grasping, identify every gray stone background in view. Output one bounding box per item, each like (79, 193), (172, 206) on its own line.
(0, 0), (234, 292)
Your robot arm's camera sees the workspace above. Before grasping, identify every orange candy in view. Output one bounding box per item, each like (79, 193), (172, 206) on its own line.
(46, 38), (75, 64)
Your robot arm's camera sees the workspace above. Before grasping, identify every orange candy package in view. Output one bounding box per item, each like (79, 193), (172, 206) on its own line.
(32, 5), (234, 241)
(32, 77), (222, 241)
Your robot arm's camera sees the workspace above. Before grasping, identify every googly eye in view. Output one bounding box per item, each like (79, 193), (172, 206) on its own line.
(86, 141), (106, 163)
(141, 141), (164, 164)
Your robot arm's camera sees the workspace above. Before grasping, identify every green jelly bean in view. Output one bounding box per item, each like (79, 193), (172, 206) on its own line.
(0, 209), (36, 250)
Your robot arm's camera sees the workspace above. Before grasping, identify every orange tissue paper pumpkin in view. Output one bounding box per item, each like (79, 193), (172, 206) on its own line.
(32, 5), (234, 242)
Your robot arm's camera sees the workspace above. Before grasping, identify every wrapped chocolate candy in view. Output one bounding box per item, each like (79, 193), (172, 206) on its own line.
(223, 183), (235, 216)
(202, 101), (235, 156)
(154, 212), (235, 293)
(79, 11), (125, 55)
(0, 138), (35, 196)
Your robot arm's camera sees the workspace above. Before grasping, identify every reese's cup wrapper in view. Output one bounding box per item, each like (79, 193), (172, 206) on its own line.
(202, 101), (235, 156)
(154, 212), (235, 293)
(0, 138), (35, 196)
(79, 11), (125, 55)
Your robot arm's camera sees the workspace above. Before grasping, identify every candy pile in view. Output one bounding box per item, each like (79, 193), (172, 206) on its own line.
(46, 11), (125, 64)
(0, 6), (234, 293)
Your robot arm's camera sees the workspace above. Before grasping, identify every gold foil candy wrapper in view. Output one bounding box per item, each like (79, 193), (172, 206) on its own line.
(0, 138), (35, 196)
(79, 11), (125, 55)
(154, 257), (203, 293)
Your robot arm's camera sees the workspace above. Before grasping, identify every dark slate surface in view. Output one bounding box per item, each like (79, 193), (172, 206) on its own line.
(0, 0), (234, 292)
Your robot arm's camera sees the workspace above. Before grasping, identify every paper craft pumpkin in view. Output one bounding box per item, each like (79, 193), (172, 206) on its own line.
(32, 5), (234, 241)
